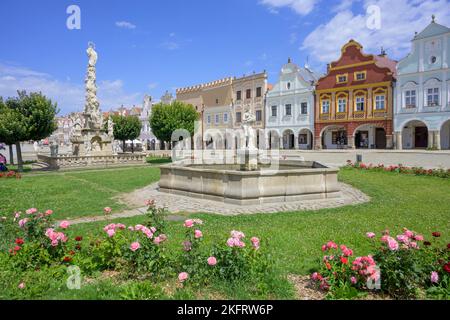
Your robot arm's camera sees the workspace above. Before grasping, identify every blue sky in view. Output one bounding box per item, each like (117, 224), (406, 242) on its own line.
(0, 0), (449, 115)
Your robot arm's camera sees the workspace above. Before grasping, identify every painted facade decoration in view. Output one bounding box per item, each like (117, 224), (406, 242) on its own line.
(394, 16), (450, 150)
(266, 58), (319, 150)
(314, 40), (397, 150)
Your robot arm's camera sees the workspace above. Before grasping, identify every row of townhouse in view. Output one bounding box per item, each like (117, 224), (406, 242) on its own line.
(176, 17), (450, 151)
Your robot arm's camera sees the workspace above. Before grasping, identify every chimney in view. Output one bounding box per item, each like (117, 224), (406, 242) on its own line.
(379, 47), (387, 57)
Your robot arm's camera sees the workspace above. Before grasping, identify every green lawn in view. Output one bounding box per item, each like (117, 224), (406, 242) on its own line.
(0, 166), (160, 219)
(1, 166), (449, 299)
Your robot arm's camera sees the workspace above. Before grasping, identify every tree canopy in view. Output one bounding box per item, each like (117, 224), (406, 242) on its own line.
(0, 91), (58, 171)
(108, 114), (142, 152)
(149, 100), (199, 144)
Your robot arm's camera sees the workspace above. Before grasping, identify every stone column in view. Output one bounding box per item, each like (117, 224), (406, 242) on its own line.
(434, 131), (441, 150)
(347, 134), (355, 149)
(294, 133), (299, 149)
(386, 135), (393, 149)
(396, 132), (402, 150)
(428, 130), (434, 149)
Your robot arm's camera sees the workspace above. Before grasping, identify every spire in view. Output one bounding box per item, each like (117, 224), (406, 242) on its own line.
(288, 57), (291, 63)
(432, 14), (435, 23)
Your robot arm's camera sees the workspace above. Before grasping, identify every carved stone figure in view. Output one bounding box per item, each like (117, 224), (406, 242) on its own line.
(107, 118), (114, 137)
(242, 109), (257, 149)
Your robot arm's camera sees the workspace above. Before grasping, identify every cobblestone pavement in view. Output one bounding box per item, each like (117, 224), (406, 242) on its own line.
(68, 182), (370, 225)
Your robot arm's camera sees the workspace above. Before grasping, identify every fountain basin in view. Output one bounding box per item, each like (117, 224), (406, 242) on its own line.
(159, 160), (341, 205)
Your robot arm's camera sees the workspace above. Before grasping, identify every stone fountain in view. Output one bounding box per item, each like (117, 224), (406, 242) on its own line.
(159, 109), (341, 205)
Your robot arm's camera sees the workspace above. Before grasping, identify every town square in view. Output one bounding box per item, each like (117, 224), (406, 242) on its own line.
(0, 0), (449, 307)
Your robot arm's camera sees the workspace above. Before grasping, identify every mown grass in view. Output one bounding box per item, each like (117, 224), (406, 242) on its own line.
(0, 166), (160, 219)
(1, 166), (449, 299)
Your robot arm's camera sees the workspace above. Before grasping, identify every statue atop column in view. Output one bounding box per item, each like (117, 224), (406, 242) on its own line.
(242, 109), (257, 150)
(84, 42), (102, 130)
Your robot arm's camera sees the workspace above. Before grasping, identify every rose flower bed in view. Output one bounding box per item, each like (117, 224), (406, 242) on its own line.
(346, 160), (450, 179)
(0, 202), (282, 299)
(310, 228), (450, 299)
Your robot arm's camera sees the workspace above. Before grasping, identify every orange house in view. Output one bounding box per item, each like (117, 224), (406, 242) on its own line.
(314, 40), (396, 149)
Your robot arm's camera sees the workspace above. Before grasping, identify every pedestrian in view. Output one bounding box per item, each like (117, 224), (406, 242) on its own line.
(0, 153), (7, 172)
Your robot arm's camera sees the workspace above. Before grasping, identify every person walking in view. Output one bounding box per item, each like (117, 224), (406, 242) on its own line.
(0, 153), (8, 172)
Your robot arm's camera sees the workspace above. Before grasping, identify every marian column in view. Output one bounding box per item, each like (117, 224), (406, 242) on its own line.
(70, 42), (113, 156)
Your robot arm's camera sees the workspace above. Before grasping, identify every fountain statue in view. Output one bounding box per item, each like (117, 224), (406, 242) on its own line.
(238, 109), (258, 171)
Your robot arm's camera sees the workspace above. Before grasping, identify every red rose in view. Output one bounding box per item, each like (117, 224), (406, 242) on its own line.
(444, 263), (450, 274)
(325, 262), (332, 270)
(432, 232), (441, 238)
(14, 246), (21, 251)
(75, 244), (82, 250)
(447, 243), (450, 250)
(69, 250), (76, 256)
(424, 241), (432, 246)
(340, 257), (348, 264)
(15, 238), (24, 245)
(75, 236), (83, 242)
(63, 256), (72, 262)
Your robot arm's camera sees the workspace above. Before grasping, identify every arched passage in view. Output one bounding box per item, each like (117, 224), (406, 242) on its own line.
(298, 128), (313, 150)
(440, 119), (450, 150)
(353, 123), (387, 149)
(401, 120), (428, 149)
(282, 129), (295, 150)
(320, 125), (347, 149)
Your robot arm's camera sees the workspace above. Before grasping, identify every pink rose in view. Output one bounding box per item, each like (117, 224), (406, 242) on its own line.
(59, 221), (70, 229)
(18, 282), (25, 289)
(194, 230), (203, 239)
(350, 276), (357, 284)
(326, 241), (338, 249)
(311, 272), (319, 281)
(130, 242), (140, 252)
(153, 237), (161, 245)
(207, 256), (217, 266)
(387, 237), (399, 251)
(51, 240), (59, 247)
(18, 218), (29, 228)
(104, 207), (112, 214)
(251, 237), (260, 250)
(431, 271), (439, 283)
(403, 229), (414, 238)
(25, 208), (37, 215)
(14, 212), (21, 219)
(184, 219), (194, 228)
(414, 234), (424, 241)
(106, 229), (115, 237)
(45, 210), (53, 216)
(178, 272), (189, 282)
(366, 232), (375, 239)
(410, 241), (418, 249)
(159, 234), (167, 242)
(231, 230), (245, 239)
(183, 241), (192, 251)
(226, 238), (235, 247)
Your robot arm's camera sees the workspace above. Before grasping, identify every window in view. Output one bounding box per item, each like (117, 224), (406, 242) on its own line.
(236, 112), (242, 123)
(256, 110), (262, 121)
(298, 134), (307, 145)
(355, 96), (365, 111)
(215, 98), (219, 104)
(405, 90), (416, 108)
(256, 87), (262, 97)
(287, 82), (291, 90)
(354, 71), (366, 81)
(236, 91), (242, 101)
(301, 102), (308, 115)
(271, 106), (277, 117)
(427, 88), (440, 106)
(215, 114), (220, 124)
(285, 104), (292, 116)
(207, 115), (211, 124)
(321, 100), (330, 114)
(375, 95), (385, 110)
(223, 113), (228, 123)
(337, 98), (347, 113)
(336, 74), (348, 83)
(246, 89), (251, 99)
(430, 56), (437, 64)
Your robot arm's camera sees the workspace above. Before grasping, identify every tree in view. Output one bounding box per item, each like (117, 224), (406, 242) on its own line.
(149, 101), (199, 148)
(109, 115), (142, 153)
(0, 91), (58, 172)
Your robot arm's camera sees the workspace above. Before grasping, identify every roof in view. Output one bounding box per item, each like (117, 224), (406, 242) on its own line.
(414, 18), (450, 40)
(374, 55), (398, 76)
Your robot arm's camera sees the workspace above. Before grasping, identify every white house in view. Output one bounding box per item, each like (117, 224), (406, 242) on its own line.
(394, 16), (450, 150)
(265, 58), (320, 149)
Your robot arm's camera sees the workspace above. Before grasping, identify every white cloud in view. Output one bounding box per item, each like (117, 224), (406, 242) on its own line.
(115, 21), (137, 29)
(260, 0), (320, 15)
(0, 63), (142, 115)
(289, 32), (298, 44)
(302, 0), (450, 66)
(148, 82), (158, 90)
(160, 41), (180, 50)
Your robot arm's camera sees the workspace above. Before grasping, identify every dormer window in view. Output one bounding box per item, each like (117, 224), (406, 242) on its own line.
(336, 74), (348, 84)
(354, 71), (366, 81)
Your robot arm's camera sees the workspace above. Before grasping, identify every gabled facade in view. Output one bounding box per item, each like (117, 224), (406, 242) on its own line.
(265, 58), (319, 150)
(232, 72), (268, 149)
(314, 40), (396, 150)
(394, 16), (450, 149)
